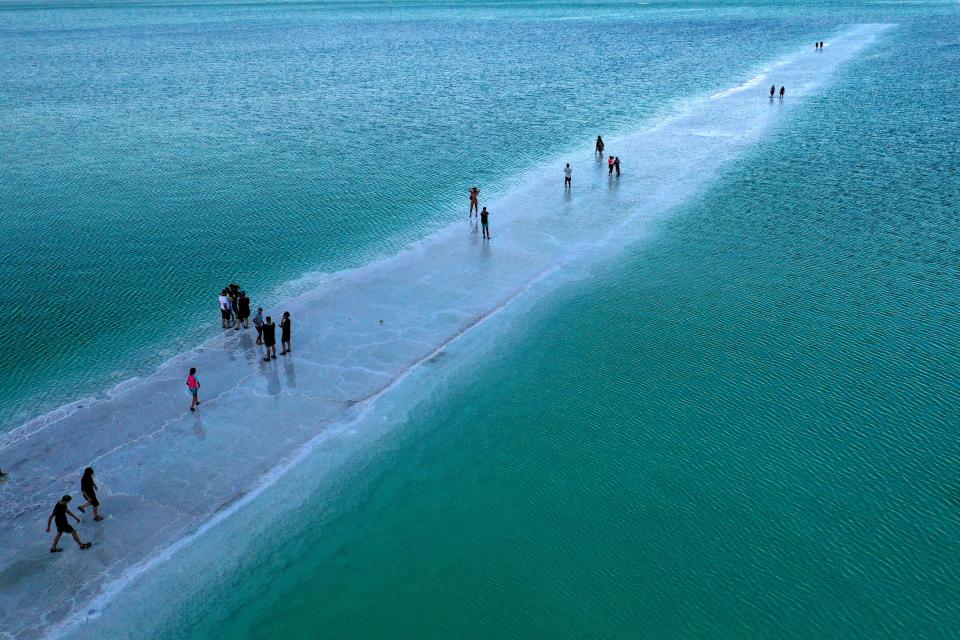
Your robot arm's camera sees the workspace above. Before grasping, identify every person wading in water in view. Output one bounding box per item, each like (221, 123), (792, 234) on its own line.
(596, 136), (605, 156)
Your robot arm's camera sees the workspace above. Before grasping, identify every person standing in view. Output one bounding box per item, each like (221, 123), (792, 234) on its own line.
(779, 86), (785, 99)
(187, 367), (200, 412)
(468, 187), (480, 218)
(280, 311), (292, 355)
(480, 207), (490, 240)
(77, 467), (104, 522)
(614, 157), (621, 177)
(564, 163), (572, 189)
(262, 316), (277, 360)
(253, 307), (265, 345)
(47, 495), (91, 552)
(769, 84), (776, 98)
(230, 291), (240, 330)
(608, 156), (614, 175)
(238, 291), (251, 329)
(218, 290), (231, 328)
(596, 136), (605, 156)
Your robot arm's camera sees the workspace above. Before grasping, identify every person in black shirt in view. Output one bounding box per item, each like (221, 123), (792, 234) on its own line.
(238, 291), (251, 329)
(46, 495), (90, 552)
(480, 207), (490, 240)
(262, 316), (277, 361)
(280, 311), (292, 355)
(77, 467), (104, 521)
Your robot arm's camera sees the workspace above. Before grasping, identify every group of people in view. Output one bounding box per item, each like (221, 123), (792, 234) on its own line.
(46, 467), (102, 553)
(218, 284), (251, 330)
(596, 136), (622, 176)
(769, 84), (786, 99)
(191, 286), (294, 413)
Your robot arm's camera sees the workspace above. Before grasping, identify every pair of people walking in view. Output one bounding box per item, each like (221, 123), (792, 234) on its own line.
(769, 84), (786, 98)
(815, 41), (824, 50)
(608, 156), (621, 176)
(47, 467), (102, 552)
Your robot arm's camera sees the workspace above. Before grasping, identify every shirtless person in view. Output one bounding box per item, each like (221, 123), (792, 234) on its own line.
(47, 495), (91, 552)
(469, 187), (480, 218)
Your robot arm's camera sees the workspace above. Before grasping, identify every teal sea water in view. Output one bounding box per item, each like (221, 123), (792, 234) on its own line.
(2, 1), (959, 639)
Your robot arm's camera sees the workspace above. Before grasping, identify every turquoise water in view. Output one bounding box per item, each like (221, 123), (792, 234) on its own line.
(3, 1), (960, 639)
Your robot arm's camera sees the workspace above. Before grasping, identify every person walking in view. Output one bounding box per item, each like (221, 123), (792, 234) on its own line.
(770, 84), (776, 98)
(218, 289), (231, 328)
(77, 467), (104, 522)
(280, 311), (292, 355)
(47, 495), (91, 552)
(186, 367), (200, 412)
(238, 291), (251, 329)
(596, 136), (605, 156)
(608, 156), (614, 175)
(262, 316), (277, 360)
(564, 163), (572, 189)
(480, 207), (490, 240)
(779, 86), (785, 99)
(614, 157), (621, 177)
(253, 307), (265, 345)
(468, 187), (480, 218)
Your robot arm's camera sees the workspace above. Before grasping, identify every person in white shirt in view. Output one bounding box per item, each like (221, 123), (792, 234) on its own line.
(218, 290), (231, 328)
(564, 163), (572, 189)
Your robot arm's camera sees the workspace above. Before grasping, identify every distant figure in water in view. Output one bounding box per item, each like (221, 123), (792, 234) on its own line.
(608, 156), (614, 175)
(468, 187), (480, 218)
(262, 316), (277, 360)
(280, 311), (292, 355)
(187, 367), (200, 411)
(47, 495), (90, 552)
(770, 84), (776, 98)
(780, 86), (785, 99)
(614, 157), (621, 177)
(253, 307), (265, 345)
(77, 467), (104, 522)
(564, 163), (572, 188)
(596, 136), (605, 156)
(480, 207), (490, 240)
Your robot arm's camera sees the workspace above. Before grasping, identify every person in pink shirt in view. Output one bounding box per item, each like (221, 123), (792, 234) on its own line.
(186, 367), (200, 412)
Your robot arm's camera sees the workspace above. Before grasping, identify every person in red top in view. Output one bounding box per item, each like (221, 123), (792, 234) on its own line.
(608, 156), (615, 175)
(186, 367), (200, 412)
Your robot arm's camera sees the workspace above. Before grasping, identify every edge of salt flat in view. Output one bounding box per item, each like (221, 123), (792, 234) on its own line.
(0, 24), (892, 640)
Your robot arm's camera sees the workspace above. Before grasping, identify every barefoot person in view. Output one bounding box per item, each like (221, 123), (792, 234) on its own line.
(564, 163), (572, 189)
(614, 157), (621, 177)
(608, 155), (614, 175)
(596, 135), (605, 156)
(779, 86), (785, 98)
(186, 367), (200, 412)
(480, 207), (490, 240)
(218, 289), (231, 328)
(280, 311), (292, 355)
(253, 307), (265, 345)
(47, 496), (91, 552)
(238, 291), (251, 329)
(77, 467), (104, 522)
(262, 316), (277, 360)
(770, 84), (776, 98)
(468, 187), (480, 218)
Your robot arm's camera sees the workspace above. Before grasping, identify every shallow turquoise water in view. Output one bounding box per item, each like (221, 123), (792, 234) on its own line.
(3, 1), (960, 639)
(1, 0), (816, 428)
